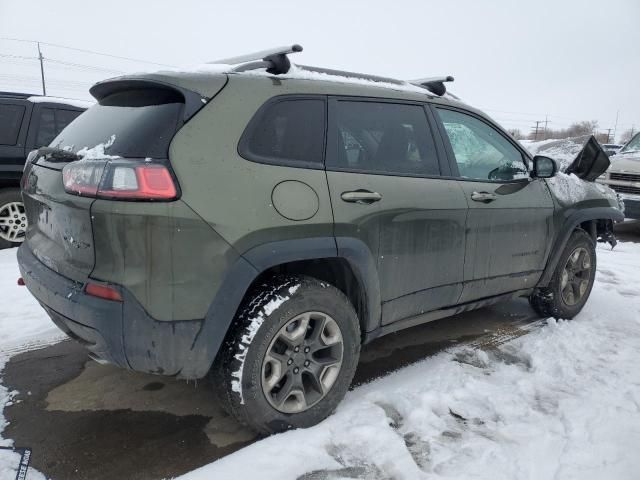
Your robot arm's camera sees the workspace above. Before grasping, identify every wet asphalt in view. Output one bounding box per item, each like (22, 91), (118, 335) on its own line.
(4, 220), (640, 480)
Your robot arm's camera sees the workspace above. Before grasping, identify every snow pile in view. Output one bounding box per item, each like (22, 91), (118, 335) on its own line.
(180, 242), (640, 480)
(522, 136), (589, 170)
(0, 248), (62, 479)
(0, 249), (63, 355)
(546, 172), (591, 205)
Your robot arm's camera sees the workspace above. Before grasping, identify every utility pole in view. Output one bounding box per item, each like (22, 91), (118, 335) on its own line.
(531, 121), (543, 140)
(37, 42), (46, 96)
(544, 115), (549, 139)
(605, 129), (612, 143)
(613, 110), (619, 142)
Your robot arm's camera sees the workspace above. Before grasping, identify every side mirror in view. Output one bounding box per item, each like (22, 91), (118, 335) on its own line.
(531, 155), (558, 178)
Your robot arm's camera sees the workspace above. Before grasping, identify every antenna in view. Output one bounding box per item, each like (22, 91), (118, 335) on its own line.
(409, 76), (454, 96)
(210, 44), (303, 75)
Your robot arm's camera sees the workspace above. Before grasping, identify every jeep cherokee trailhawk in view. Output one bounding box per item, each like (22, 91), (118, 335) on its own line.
(17, 45), (623, 433)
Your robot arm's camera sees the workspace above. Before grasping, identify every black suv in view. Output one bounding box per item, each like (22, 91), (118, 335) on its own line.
(0, 92), (88, 248)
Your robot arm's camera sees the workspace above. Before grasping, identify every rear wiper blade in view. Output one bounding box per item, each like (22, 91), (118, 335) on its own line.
(36, 147), (81, 162)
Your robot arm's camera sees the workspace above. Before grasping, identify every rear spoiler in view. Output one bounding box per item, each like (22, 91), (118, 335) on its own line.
(89, 78), (207, 123)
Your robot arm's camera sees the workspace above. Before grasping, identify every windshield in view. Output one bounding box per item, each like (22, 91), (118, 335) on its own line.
(620, 133), (640, 154)
(51, 88), (183, 159)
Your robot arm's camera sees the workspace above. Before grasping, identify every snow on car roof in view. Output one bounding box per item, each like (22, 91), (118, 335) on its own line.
(27, 96), (94, 109)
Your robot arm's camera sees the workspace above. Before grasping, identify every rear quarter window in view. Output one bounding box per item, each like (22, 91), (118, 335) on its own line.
(0, 103), (26, 145)
(239, 97), (326, 169)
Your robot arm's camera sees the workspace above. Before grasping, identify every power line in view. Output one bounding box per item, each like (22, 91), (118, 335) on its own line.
(45, 58), (126, 75)
(0, 52), (37, 60)
(0, 36), (176, 68)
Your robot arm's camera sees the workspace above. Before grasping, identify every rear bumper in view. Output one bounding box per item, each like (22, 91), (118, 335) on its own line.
(17, 244), (206, 378)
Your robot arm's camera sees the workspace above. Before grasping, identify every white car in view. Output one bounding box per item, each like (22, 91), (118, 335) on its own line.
(597, 133), (640, 219)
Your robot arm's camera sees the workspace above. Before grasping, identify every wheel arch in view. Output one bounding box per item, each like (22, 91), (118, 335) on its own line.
(537, 206), (623, 287)
(182, 236), (381, 379)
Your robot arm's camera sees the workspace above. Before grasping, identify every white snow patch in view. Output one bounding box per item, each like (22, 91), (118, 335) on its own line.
(179, 242), (640, 480)
(75, 134), (119, 160)
(27, 96), (93, 109)
(0, 248), (64, 479)
(546, 171), (591, 204)
(522, 136), (587, 171)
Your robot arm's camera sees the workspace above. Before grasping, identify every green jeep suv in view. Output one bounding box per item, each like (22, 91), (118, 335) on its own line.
(17, 46), (622, 433)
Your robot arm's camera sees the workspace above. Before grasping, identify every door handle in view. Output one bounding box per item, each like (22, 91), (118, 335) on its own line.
(341, 190), (382, 204)
(471, 191), (497, 203)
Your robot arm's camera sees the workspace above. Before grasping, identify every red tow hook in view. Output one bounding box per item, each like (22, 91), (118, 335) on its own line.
(17, 277), (25, 286)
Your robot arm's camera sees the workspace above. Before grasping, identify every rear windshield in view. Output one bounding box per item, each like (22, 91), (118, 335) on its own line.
(51, 88), (183, 158)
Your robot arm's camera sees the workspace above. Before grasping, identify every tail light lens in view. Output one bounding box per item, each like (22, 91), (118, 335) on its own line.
(85, 282), (123, 302)
(63, 160), (178, 201)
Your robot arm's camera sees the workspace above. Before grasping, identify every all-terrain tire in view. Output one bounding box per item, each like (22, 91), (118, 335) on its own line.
(213, 275), (361, 434)
(0, 188), (26, 250)
(529, 229), (596, 319)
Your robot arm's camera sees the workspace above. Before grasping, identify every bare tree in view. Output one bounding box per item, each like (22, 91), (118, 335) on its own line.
(508, 129), (525, 140)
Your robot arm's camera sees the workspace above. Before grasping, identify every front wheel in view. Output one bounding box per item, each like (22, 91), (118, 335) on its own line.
(0, 189), (27, 249)
(214, 275), (361, 434)
(529, 229), (596, 319)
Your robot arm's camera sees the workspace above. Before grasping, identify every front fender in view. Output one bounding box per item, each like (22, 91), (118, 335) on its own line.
(537, 206), (623, 287)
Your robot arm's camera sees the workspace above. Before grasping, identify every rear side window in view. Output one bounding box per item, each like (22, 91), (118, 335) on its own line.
(51, 88), (183, 158)
(0, 104), (25, 145)
(36, 108), (56, 147)
(240, 98), (326, 168)
(35, 108), (83, 148)
(327, 101), (440, 176)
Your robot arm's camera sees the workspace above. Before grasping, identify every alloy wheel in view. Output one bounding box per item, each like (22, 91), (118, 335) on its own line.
(0, 201), (27, 243)
(560, 247), (592, 306)
(261, 311), (344, 414)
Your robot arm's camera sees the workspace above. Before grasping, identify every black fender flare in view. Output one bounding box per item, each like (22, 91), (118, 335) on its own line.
(537, 206), (623, 287)
(181, 236), (381, 379)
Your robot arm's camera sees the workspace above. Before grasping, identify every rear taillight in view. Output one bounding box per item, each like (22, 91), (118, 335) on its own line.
(62, 160), (178, 201)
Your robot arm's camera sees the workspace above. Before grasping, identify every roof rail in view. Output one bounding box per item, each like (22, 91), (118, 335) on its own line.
(208, 46), (456, 97)
(210, 44), (303, 75)
(408, 76), (455, 96)
(296, 65), (406, 85)
(0, 91), (37, 99)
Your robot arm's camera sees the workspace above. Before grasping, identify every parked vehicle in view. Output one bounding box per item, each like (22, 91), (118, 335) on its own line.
(0, 92), (89, 248)
(17, 46), (623, 434)
(597, 132), (640, 219)
(601, 143), (624, 156)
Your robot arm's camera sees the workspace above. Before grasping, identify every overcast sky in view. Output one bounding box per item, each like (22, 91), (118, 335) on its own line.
(1, 0), (638, 140)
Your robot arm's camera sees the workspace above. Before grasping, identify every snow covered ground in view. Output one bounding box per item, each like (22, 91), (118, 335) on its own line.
(0, 248), (63, 480)
(1, 240), (640, 480)
(180, 242), (640, 480)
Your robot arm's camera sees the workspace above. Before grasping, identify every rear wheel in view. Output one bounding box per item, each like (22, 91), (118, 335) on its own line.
(0, 189), (27, 249)
(214, 275), (360, 434)
(529, 229), (596, 319)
